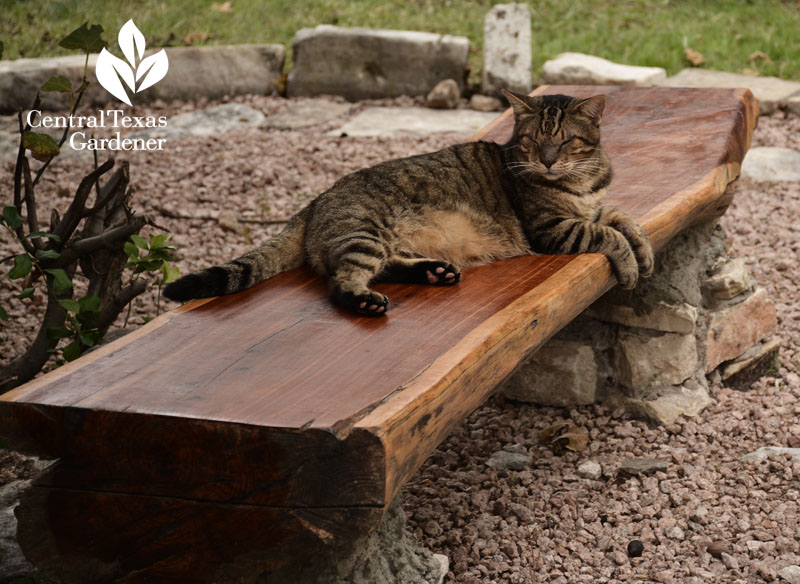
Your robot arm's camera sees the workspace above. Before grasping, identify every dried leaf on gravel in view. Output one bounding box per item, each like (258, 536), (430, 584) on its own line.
(538, 421), (589, 454)
(685, 47), (705, 66)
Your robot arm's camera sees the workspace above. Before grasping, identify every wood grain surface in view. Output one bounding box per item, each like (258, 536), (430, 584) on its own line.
(0, 86), (757, 583)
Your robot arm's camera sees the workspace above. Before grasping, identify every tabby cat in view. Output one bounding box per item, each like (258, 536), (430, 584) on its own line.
(164, 90), (654, 315)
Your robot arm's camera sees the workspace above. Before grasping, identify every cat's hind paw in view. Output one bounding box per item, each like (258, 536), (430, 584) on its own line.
(422, 261), (461, 285)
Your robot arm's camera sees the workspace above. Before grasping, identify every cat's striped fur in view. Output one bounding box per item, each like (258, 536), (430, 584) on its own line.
(164, 90), (653, 315)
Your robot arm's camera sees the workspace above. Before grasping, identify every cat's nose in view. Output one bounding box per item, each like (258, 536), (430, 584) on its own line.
(540, 147), (558, 168)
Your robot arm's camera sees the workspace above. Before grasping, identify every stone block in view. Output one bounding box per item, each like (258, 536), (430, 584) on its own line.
(0, 45), (285, 113)
(787, 94), (800, 116)
(720, 338), (781, 382)
(622, 386), (713, 425)
(615, 330), (697, 391)
(482, 3), (531, 96)
(702, 257), (753, 300)
(329, 107), (496, 138)
(659, 69), (800, 115)
(263, 99), (351, 130)
(587, 301), (697, 334)
(741, 147), (800, 183)
(542, 53), (667, 86)
(426, 79), (460, 109)
(470, 94), (502, 112)
(501, 341), (597, 406)
(288, 25), (469, 100)
(705, 288), (777, 372)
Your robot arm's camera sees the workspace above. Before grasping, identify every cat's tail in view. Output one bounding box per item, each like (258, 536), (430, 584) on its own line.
(163, 206), (309, 302)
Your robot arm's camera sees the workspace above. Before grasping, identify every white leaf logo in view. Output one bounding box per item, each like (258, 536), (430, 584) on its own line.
(95, 19), (169, 106)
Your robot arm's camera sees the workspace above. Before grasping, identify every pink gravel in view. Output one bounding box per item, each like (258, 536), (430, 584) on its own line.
(1, 96), (799, 583)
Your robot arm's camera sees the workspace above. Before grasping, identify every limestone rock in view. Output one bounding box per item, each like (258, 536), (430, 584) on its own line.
(623, 385), (713, 425)
(577, 461), (602, 480)
(615, 330), (697, 391)
(217, 210), (241, 234)
(587, 301), (697, 334)
(147, 45), (285, 103)
(255, 496), (447, 584)
(470, 94), (503, 112)
(778, 565), (800, 584)
(486, 449), (532, 471)
(542, 53), (667, 86)
(721, 338), (781, 382)
(288, 26), (469, 100)
(0, 45), (285, 113)
(263, 99), (351, 130)
(702, 258), (752, 300)
(426, 79), (461, 109)
(618, 457), (669, 477)
(330, 107), (496, 138)
(705, 288), (777, 371)
(501, 341), (597, 406)
(659, 69), (800, 114)
(742, 447), (800, 464)
(142, 103), (265, 139)
(0, 480), (36, 581)
(482, 4), (531, 96)
(741, 147), (800, 182)
(787, 94), (800, 116)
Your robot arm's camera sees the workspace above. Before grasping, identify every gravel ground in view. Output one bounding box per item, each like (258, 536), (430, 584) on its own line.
(1, 97), (799, 583)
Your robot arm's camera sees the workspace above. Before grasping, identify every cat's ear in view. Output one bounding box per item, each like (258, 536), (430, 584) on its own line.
(572, 95), (607, 126)
(502, 89), (535, 117)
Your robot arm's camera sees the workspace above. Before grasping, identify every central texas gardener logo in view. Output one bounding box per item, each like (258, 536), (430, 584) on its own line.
(96, 20), (169, 106)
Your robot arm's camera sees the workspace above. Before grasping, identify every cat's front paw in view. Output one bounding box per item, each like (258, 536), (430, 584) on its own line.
(637, 245), (655, 278)
(336, 290), (390, 316)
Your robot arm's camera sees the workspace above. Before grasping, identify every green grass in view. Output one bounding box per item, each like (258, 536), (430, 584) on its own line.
(2, 0), (800, 83)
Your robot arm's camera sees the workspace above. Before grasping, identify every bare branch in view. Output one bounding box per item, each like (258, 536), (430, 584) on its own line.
(21, 156), (41, 249)
(83, 163), (129, 218)
(0, 291), (68, 393)
(52, 158), (115, 242)
(58, 216), (150, 265)
(83, 279), (148, 336)
(32, 87), (87, 188)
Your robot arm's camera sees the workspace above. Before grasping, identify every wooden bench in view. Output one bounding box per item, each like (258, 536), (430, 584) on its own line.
(0, 85), (757, 584)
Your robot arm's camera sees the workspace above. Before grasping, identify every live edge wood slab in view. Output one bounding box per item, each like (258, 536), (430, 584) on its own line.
(0, 86), (756, 583)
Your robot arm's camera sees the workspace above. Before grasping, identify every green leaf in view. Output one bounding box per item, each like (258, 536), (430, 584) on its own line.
(35, 249), (60, 261)
(149, 234), (170, 250)
(46, 326), (72, 340)
(148, 249), (173, 262)
(40, 74), (72, 93)
(9, 254), (32, 279)
(130, 234), (149, 250)
(79, 332), (96, 347)
(123, 241), (139, 260)
(44, 268), (72, 291)
(62, 340), (82, 362)
(27, 231), (62, 242)
(161, 263), (180, 285)
(22, 131), (60, 162)
(17, 287), (35, 300)
(3, 206), (23, 230)
(58, 22), (106, 53)
(0, 40), (4, 60)
(0, 305), (8, 321)
(58, 299), (80, 313)
(78, 295), (101, 313)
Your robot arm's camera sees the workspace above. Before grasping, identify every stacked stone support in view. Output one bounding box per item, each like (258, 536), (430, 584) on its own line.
(501, 218), (778, 424)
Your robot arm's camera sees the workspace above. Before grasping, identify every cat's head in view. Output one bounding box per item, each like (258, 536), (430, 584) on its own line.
(503, 90), (608, 184)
